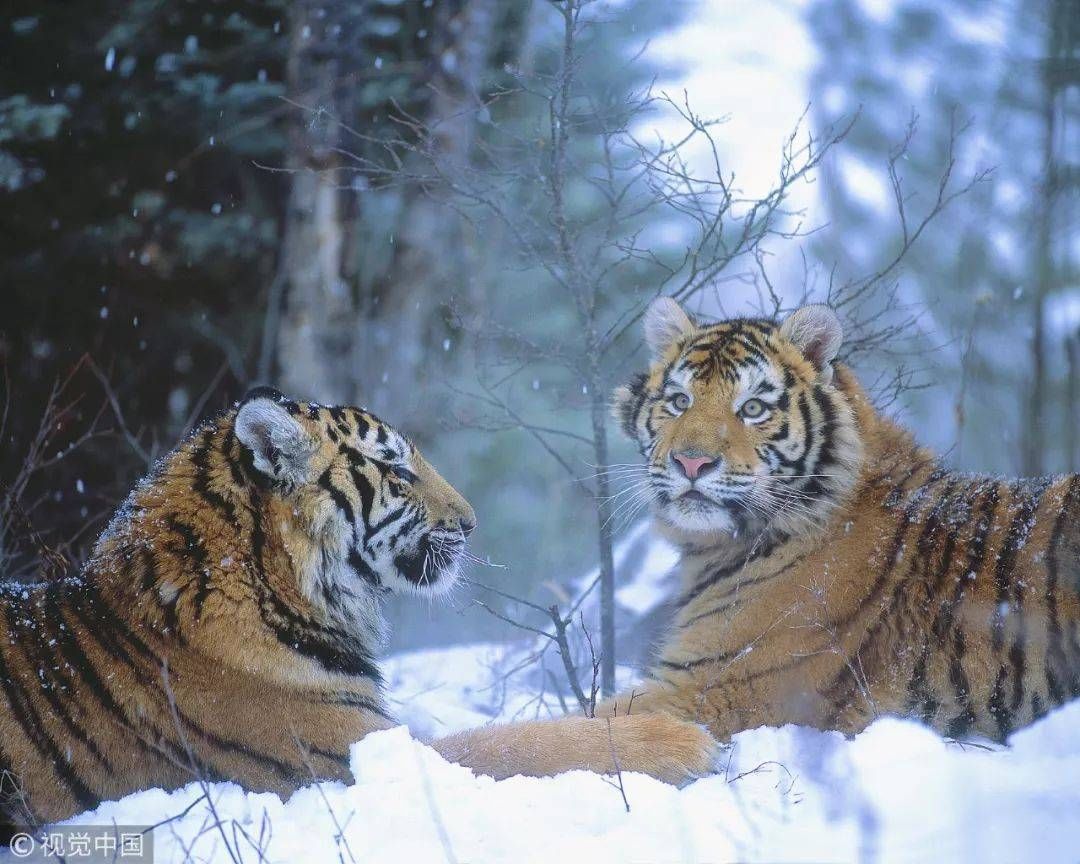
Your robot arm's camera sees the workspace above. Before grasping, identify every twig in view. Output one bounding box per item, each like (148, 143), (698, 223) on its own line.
(602, 718), (631, 813)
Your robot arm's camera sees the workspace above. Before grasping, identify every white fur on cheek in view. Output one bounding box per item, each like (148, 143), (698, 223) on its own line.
(289, 496), (390, 651)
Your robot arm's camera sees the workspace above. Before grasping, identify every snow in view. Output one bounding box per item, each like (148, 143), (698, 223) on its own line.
(56, 695), (1080, 864)
(612, 522), (679, 613)
(23, 515), (1077, 862)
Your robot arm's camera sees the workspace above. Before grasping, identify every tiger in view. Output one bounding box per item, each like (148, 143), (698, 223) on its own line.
(1, 386), (718, 833)
(587, 297), (1080, 745)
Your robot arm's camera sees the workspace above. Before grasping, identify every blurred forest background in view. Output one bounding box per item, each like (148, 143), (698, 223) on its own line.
(1, 0), (1077, 661)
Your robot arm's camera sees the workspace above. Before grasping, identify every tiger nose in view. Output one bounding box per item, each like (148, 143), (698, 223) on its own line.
(672, 451), (717, 480)
(459, 516), (476, 537)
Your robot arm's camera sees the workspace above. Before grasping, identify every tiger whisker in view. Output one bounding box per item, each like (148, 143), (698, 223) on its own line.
(596, 479), (656, 503)
(603, 484), (661, 530)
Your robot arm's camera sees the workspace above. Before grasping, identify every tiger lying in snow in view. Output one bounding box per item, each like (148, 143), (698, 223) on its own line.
(565, 298), (1080, 746)
(0, 387), (717, 829)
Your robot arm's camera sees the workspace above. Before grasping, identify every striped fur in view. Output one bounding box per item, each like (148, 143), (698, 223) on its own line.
(600, 300), (1080, 742)
(0, 388), (475, 826)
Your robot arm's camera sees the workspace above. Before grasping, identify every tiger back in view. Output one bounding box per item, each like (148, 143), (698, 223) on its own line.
(601, 298), (1080, 742)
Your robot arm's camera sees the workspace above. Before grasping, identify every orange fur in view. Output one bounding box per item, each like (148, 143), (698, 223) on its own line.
(0, 389), (469, 824)
(595, 301), (1080, 743)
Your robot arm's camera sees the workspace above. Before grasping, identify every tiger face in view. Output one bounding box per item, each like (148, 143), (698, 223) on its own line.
(612, 300), (862, 541)
(235, 388), (476, 601)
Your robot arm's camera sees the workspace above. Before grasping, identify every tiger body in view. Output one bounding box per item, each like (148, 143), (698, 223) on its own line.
(605, 299), (1080, 742)
(0, 389), (466, 825)
(1, 386), (719, 828)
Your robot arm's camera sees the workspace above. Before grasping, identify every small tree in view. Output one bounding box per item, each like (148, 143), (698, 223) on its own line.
(344, 0), (853, 694)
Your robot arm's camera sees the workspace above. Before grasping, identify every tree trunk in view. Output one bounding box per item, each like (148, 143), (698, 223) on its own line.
(1067, 332), (1080, 470)
(363, 0), (499, 419)
(1023, 33), (1052, 475)
(589, 367), (617, 697)
(276, 1), (357, 405)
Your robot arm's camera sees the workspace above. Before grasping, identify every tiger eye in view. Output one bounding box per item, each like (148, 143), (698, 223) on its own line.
(671, 392), (691, 412)
(740, 398), (767, 419)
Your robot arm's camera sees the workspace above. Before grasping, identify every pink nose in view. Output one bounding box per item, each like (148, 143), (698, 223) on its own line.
(672, 452), (716, 480)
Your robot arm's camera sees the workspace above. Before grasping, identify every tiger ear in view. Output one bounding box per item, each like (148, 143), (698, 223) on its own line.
(235, 394), (317, 487)
(779, 304), (843, 383)
(643, 297), (694, 359)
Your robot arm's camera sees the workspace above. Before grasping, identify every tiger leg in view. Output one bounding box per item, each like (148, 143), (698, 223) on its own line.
(430, 712), (720, 786)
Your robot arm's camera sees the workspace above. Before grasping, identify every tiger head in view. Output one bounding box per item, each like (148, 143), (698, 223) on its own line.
(612, 299), (862, 543)
(234, 387), (476, 600)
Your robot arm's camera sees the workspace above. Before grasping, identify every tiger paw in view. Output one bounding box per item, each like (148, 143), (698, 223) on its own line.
(604, 711), (722, 786)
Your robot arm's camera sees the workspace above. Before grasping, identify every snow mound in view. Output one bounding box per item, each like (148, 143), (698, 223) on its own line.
(55, 700), (1080, 864)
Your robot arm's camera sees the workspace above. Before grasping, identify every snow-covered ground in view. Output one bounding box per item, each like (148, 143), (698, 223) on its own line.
(5, 509), (1079, 864)
(42, 669), (1080, 864)
(6, 525), (1080, 863)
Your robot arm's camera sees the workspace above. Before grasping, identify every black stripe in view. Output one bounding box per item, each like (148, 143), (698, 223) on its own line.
(64, 590), (198, 774)
(821, 476), (952, 720)
(31, 592), (116, 771)
(990, 479), (1051, 653)
(347, 465), (376, 523)
(622, 373), (649, 438)
(221, 428), (250, 488)
(809, 386), (837, 473)
(69, 581), (163, 678)
(942, 483), (1000, 738)
(943, 628), (975, 739)
(906, 484), (972, 721)
(2, 593), (116, 784)
(73, 584), (298, 780)
(678, 554), (805, 627)
(306, 746), (351, 772)
(318, 468), (356, 524)
(246, 487), (380, 681)
(672, 541), (778, 612)
(898, 482), (964, 723)
(338, 443), (367, 465)
(790, 392), (815, 476)
(881, 458), (941, 508)
(319, 691), (395, 723)
(1045, 476), (1080, 704)
(48, 591), (192, 768)
(988, 665), (1011, 740)
(0, 598), (99, 809)
(191, 426), (241, 529)
(727, 650), (818, 686)
(832, 467), (946, 636)
(1031, 691), (1045, 721)
(365, 503), (408, 542)
(657, 650), (738, 672)
(167, 517), (210, 622)
(347, 549), (381, 587)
